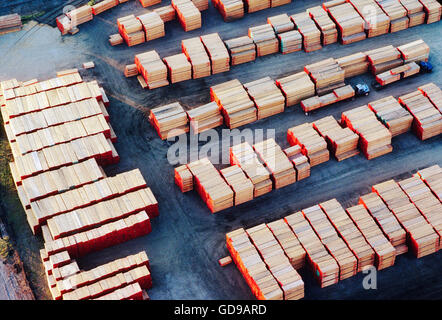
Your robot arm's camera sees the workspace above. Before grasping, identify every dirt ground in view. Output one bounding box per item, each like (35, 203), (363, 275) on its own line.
(0, 0), (441, 300)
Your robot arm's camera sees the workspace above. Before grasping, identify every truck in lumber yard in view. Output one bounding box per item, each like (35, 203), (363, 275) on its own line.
(373, 61), (433, 90)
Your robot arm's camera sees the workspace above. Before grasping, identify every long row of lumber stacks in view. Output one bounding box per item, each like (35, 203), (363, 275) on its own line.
(248, 24), (279, 57)
(224, 36), (256, 65)
(182, 37), (212, 79)
(349, 0), (391, 38)
(307, 6), (338, 45)
(213, 0), (245, 21)
(304, 58), (345, 95)
(149, 102), (189, 139)
(135, 51), (169, 89)
(325, 2), (367, 44)
(0, 14), (22, 35)
(290, 12), (322, 52)
(243, 77), (285, 119)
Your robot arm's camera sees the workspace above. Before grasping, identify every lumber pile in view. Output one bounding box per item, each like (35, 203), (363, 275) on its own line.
(139, 0), (161, 7)
(0, 14), (22, 35)
(287, 123), (330, 167)
(304, 58), (345, 95)
(271, 0), (290, 7)
(210, 79), (257, 129)
(153, 6), (175, 22)
(375, 0), (409, 32)
(341, 105), (393, 160)
(201, 33), (230, 74)
(186, 102), (223, 133)
(303, 205), (358, 280)
(349, 0), (391, 37)
(320, 199), (375, 272)
(66, 5), (93, 28)
(124, 64), (139, 77)
(246, 224), (304, 300)
(220, 165), (254, 205)
(359, 192), (407, 250)
(290, 12), (322, 52)
(56, 15), (72, 36)
(109, 33), (123, 46)
(346, 204), (397, 269)
(307, 6), (338, 45)
(375, 62), (419, 85)
(192, 0), (209, 10)
(172, 0), (202, 32)
(368, 96), (413, 136)
(283, 146), (310, 181)
(420, 0), (442, 24)
(419, 82), (442, 113)
(275, 72), (315, 107)
(301, 85), (355, 113)
(398, 90), (442, 140)
(313, 116), (360, 161)
(117, 15), (145, 47)
(399, 0), (426, 27)
(373, 180), (439, 257)
(187, 158), (234, 213)
(416, 165), (442, 202)
(92, 0), (118, 15)
(326, 2), (367, 44)
(135, 51), (169, 89)
(253, 139), (296, 189)
(243, 77), (285, 119)
(278, 30), (302, 54)
(267, 219), (306, 270)
(248, 24), (279, 57)
(175, 165), (193, 192)
(267, 14), (294, 34)
(138, 12), (165, 42)
(244, 0), (271, 13)
(149, 102), (189, 139)
(365, 45), (403, 75)
(163, 53), (192, 83)
(230, 142), (273, 197)
(182, 37), (211, 79)
(396, 39), (430, 63)
(285, 212), (340, 288)
(214, 0), (244, 21)
(224, 36), (256, 65)
(225, 228), (283, 300)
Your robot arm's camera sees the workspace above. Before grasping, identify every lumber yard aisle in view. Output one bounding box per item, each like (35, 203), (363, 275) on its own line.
(0, 0), (441, 300)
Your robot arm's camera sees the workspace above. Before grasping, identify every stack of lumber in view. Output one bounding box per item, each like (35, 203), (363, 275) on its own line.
(0, 14), (22, 35)
(375, 62), (420, 85)
(365, 45), (403, 75)
(149, 102), (189, 139)
(302, 205), (358, 280)
(210, 79), (257, 129)
(172, 0), (202, 32)
(304, 58), (345, 95)
(267, 219), (306, 269)
(287, 123), (330, 167)
(246, 225), (304, 300)
(95, 283), (146, 300)
(313, 116), (360, 161)
(137, 12), (165, 42)
(163, 53), (192, 83)
(283, 146), (310, 181)
(346, 204), (397, 269)
(192, 0), (209, 11)
(420, 0), (442, 24)
(326, 2), (367, 44)
(372, 180), (439, 257)
(224, 36), (256, 65)
(419, 82), (442, 113)
(307, 6), (338, 45)
(399, 0), (426, 27)
(341, 105), (393, 160)
(243, 77), (285, 119)
(56, 15), (72, 35)
(271, 0), (290, 7)
(186, 102), (223, 133)
(220, 165), (254, 205)
(253, 139), (296, 189)
(301, 85), (354, 113)
(278, 30), (302, 54)
(416, 165), (442, 201)
(248, 24), (279, 57)
(349, 0), (391, 37)
(398, 89), (441, 140)
(109, 33), (124, 46)
(396, 39), (430, 63)
(290, 12), (322, 52)
(285, 212), (340, 288)
(375, 0), (409, 32)
(135, 51), (169, 89)
(66, 5), (93, 27)
(182, 37), (211, 79)
(244, 0), (271, 13)
(201, 33), (230, 74)
(267, 14), (294, 34)
(359, 192), (407, 252)
(226, 228), (283, 300)
(214, 0), (244, 21)
(139, 0), (161, 7)
(399, 175), (442, 246)
(154, 5), (176, 22)
(368, 96), (413, 136)
(175, 165), (194, 192)
(320, 199), (375, 272)
(92, 0), (118, 15)
(124, 64), (139, 77)
(275, 72), (315, 107)
(117, 15), (145, 47)
(187, 158), (234, 213)
(230, 142), (273, 197)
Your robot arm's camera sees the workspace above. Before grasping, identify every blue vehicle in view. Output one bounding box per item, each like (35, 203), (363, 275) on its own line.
(354, 83), (370, 96)
(418, 61), (433, 74)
